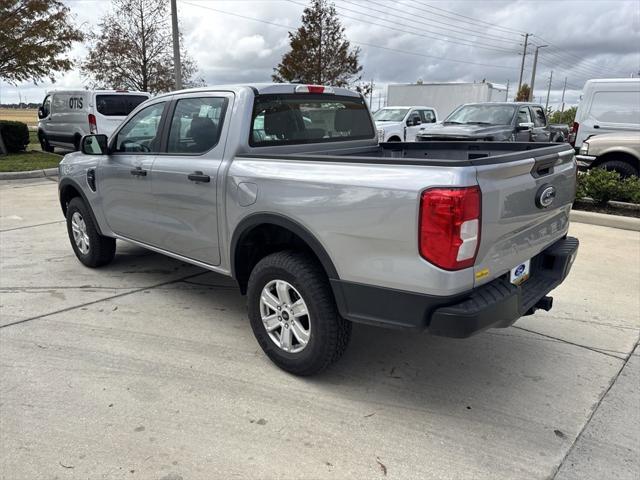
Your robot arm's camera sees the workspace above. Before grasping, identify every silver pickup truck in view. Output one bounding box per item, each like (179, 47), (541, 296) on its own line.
(58, 83), (579, 375)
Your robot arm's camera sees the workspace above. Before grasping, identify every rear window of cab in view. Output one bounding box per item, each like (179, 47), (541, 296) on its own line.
(250, 94), (375, 147)
(96, 95), (149, 116)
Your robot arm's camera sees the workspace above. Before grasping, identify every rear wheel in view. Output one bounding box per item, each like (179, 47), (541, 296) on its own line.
(247, 251), (351, 376)
(66, 197), (116, 267)
(599, 160), (638, 178)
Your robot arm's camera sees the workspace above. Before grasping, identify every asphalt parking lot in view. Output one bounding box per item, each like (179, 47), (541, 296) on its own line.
(1, 178), (638, 480)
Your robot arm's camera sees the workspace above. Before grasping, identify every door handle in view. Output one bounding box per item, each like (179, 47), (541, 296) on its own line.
(188, 171), (210, 183)
(593, 125), (600, 129)
(130, 167), (147, 177)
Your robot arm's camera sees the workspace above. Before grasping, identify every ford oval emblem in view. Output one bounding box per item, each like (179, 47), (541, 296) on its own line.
(536, 184), (556, 209)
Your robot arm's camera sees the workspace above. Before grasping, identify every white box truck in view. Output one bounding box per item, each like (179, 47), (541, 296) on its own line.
(387, 82), (508, 119)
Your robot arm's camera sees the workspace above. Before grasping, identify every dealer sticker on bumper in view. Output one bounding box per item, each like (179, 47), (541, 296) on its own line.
(510, 260), (531, 286)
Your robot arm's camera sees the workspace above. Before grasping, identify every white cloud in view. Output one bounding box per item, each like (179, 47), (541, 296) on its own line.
(2, 0), (638, 111)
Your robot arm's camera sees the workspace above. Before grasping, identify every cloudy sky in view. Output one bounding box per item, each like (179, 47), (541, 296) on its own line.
(2, 0), (639, 110)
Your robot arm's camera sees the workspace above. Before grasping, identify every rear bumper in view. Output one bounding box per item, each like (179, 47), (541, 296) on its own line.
(331, 237), (579, 337)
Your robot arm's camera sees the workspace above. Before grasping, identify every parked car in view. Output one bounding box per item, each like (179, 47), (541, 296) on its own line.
(37, 89), (150, 152)
(373, 106), (438, 142)
(577, 132), (639, 177)
(417, 102), (565, 142)
(569, 78), (640, 150)
(58, 83), (579, 375)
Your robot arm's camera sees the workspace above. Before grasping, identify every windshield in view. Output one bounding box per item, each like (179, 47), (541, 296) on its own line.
(373, 108), (410, 122)
(445, 104), (516, 125)
(250, 94), (374, 146)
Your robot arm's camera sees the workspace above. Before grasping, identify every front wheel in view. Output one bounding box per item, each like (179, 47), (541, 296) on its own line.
(247, 251), (351, 376)
(599, 160), (638, 178)
(66, 197), (116, 267)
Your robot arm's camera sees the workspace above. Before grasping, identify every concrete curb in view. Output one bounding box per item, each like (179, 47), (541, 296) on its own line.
(0, 168), (58, 180)
(571, 209), (640, 232)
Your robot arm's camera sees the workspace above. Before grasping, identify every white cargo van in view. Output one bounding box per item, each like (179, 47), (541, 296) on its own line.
(570, 78), (640, 150)
(37, 90), (150, 152)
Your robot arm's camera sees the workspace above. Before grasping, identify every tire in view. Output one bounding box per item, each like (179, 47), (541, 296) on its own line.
(598, 160), (638, 178)
(66, 197), (116, 268)
(388, 136), (401, 142)
(247, 251), (351, 376)
(38, 131), (54, 153)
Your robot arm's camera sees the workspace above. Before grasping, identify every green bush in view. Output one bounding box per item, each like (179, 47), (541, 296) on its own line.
(576, 168), (640, 205)
(0, 120), (30, 153)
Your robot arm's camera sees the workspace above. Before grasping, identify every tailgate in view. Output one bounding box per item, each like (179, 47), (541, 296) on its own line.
(473, 145), (576, 286)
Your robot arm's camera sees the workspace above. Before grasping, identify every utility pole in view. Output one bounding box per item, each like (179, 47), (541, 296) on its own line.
(505, 79), (510, 101)
(517, 33), (530, 92)
(369, 79), (374, 110)
(560, 77), (567, 112)
(529, 44), (548, 102)
(170, 0), (182, 90)
(545, 70), (553, 110)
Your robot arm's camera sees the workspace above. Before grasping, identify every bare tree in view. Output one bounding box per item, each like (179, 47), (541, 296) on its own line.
(82, 0), (202, 93)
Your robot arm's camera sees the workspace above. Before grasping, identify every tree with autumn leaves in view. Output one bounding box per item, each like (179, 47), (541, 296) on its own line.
(273, 0), (362, 87)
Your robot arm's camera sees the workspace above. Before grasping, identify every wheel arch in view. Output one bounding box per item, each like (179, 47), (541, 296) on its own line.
(230, 213), (339, 294)
(592, 150), (639, 171)
(58, 178), (105, 235)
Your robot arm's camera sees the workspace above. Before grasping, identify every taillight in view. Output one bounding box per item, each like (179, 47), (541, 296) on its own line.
(294, 85), (335, 94)
(88, 113), (97, 134)
(568, 121), (579, 146)
(419, 186), (481, 270)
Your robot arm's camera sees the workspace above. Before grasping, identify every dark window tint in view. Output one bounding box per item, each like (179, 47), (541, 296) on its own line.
(531, 107), (546, 127)
(96, 95), (149, 116)
(114, 102), (165, 153)
(250, 94), (375, 146)
(167, 97), (228, 154)
(42, 95), (51, 116)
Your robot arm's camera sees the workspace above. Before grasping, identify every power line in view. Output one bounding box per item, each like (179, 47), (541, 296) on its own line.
(340, 0), (522, 46)
(286, 0), (519, 54)
(181, 1), (515, 70)
(409, 0), (527, 35)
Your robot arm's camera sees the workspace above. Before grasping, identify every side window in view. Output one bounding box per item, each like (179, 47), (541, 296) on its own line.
(590, 91), (640, 124)
(167, 97), (228, 154)
(517, 108), (532, 124)
(407, 111), (421, 125)
(42, 95), (51, 117)
(531, 107), (546, 127)
(420, 110), (436, 123)
(114, 102), (166, 153)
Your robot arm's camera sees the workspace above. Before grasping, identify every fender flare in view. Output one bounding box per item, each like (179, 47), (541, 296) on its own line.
(58, 177), (105, 235)
(230, 212), (339, 281)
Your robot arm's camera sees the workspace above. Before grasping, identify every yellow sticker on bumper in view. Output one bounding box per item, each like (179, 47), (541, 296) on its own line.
(475, 268), (490, 280)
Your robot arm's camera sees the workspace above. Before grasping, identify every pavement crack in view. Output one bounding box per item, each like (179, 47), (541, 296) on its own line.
(0, 220), (65, 233)
(551, 341), (640, 479)
(0, 271), (209, 330)
(512, 326), (629, 359)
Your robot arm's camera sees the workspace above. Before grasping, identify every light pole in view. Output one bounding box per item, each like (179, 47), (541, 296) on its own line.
(529, 44), (548, 102)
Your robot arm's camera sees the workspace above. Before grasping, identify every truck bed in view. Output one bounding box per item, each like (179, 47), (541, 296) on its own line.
(239, 141), (573, 167)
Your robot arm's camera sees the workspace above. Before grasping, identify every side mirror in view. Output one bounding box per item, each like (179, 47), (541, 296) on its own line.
(517, 122), (534, 131)
(407, 117), (421, 126)
(81, 134), (108, 155)
(37, 107), (46, 119)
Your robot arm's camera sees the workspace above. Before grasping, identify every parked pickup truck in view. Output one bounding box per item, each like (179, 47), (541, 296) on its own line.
(373, 105), (438, 142)
(417, 102), (567, 142)
(58, 84), (579, 375)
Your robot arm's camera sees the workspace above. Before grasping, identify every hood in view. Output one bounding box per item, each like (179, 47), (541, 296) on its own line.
(375, 120), (403, 128)
(418, 123), (511, 140)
